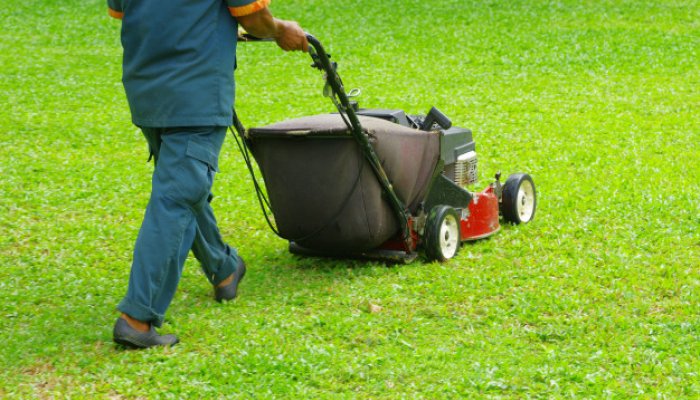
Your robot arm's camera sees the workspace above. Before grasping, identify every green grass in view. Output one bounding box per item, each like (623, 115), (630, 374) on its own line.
(1, 0), (699, 397)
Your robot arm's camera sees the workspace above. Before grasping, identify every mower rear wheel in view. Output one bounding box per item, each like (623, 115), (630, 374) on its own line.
(424, 205), (461, 261)
(501, 173), (537, 224)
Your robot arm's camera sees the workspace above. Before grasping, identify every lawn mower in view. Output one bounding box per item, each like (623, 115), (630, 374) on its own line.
(232, 34), (536, 262)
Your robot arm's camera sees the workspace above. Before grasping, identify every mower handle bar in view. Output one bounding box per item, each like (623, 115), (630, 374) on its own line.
(304, 34), (414, 249)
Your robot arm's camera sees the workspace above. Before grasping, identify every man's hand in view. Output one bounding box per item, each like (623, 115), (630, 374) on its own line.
(273, 19), (307, 52)
(236, 8), (308, 52)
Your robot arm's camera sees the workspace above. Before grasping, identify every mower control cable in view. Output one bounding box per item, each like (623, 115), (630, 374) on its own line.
(229, 110), (279, 236)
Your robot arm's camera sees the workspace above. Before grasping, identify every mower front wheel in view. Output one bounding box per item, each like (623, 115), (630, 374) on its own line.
(501, 173), (537, 224)
(424, 205), (461, 262)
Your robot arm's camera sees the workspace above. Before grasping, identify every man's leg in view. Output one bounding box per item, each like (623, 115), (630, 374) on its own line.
(191, 198), (245, 301)
(115, 126), (227, 347)
(184, 125), (243, 298)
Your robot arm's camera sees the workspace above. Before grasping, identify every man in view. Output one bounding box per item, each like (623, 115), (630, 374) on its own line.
(108, 0), (308, 348)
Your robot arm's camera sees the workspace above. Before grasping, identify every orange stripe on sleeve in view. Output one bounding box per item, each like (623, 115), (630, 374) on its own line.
(229, 0), (270, 17)
(108, 8), (124, 19)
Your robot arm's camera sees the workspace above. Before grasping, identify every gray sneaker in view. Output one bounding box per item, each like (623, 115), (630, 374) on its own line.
(113, 318), (179, 349)
(214, 257), (246, 302)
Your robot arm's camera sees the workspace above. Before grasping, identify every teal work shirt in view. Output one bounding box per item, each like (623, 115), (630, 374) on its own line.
(108, 0), (270, 127)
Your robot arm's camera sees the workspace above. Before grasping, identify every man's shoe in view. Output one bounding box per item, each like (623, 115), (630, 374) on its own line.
(214, 257), (246, 302)
(113, 317), (179, 349)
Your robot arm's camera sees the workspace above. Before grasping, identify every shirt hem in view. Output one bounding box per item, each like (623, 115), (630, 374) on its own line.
(132, 116), (233, 128)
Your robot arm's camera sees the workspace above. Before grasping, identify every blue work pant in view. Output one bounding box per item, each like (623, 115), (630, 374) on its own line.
(118, 126), (240, 327)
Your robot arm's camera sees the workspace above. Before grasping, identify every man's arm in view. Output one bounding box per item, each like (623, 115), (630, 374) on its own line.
(236, 7), (308, 52)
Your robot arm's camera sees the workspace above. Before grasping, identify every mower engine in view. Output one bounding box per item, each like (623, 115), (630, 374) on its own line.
(356, 106), (479, 188)
(439, 127), (478, 187)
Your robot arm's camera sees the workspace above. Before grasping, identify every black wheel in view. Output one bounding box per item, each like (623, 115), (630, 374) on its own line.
(501, 173), (537, 224)
(424, 205), (461, 261)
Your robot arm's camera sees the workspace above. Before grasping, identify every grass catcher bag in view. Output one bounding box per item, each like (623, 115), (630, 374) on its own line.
(248, 114), (440, 254)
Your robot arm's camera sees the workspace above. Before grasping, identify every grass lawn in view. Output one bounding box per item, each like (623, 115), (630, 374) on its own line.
(1, 0), (698, 397)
